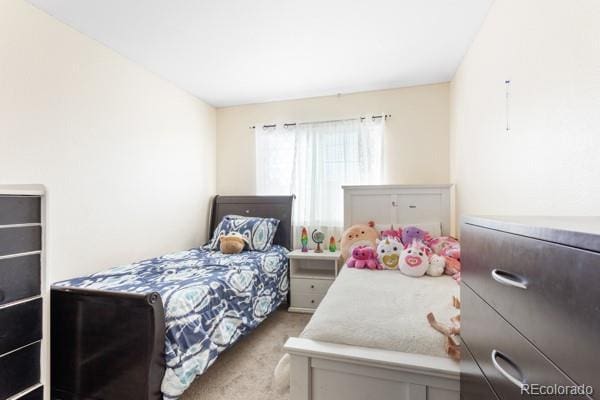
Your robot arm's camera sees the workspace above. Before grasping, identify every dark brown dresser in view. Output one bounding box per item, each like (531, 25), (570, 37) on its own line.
(460, 216), (600, 400)
(0, 192), (44, 400)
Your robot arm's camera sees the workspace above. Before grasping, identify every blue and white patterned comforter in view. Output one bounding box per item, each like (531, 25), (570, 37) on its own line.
(54, 245), (289, 399)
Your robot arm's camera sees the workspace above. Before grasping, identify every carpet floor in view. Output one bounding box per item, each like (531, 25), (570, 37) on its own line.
(180, 309), (311, 400)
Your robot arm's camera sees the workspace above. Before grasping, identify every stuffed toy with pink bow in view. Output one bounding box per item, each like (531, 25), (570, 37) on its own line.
(346, 245), (382, 270)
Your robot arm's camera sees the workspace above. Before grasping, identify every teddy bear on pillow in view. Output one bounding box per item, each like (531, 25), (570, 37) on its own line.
(219, 232), (248, 254)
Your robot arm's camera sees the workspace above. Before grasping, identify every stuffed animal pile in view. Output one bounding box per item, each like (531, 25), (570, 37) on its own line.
(342, 222), (461, 282)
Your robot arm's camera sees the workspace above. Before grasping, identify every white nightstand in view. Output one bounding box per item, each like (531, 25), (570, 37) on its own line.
(287, 249), (341, 313)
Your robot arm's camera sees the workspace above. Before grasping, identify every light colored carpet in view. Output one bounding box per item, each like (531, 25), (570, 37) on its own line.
(180, 309), (311, 400)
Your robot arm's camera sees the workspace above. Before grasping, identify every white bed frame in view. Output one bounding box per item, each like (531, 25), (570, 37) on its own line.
(284, 184), (459, 400)
(285, 338), (459, 400)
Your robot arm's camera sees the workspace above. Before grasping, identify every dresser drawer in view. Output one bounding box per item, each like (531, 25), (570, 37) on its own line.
(462, 223), (600, 393)
(0, 298), (42, 355)
(460, 340), (499, 400)
(0, 342), (40, 399)
(462, 284), (578, 399)
(290, 292), (326, 310)
(291, 277), (333, 295)
(0, 226), (42, 257)
(0, 196), (41, 225)
(0, 254), (41, 305)
(20, 386), (43, 400)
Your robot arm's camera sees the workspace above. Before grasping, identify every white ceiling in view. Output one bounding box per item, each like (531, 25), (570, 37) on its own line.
(27, 0), (493, 107)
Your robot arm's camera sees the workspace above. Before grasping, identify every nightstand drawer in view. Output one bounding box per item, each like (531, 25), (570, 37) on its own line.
(290, 292), (326, 310)
(291, 278), (332, 294)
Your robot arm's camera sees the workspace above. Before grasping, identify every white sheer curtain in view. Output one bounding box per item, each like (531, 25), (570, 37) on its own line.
(256, 118), (384, 246)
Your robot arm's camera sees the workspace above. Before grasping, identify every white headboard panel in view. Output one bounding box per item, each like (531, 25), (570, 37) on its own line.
(343, 184), (454, 236)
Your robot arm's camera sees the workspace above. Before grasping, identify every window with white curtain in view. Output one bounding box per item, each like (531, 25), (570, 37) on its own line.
(256, 117), (384, 244)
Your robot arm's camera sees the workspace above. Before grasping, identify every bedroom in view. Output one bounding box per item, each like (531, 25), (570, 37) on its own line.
(0, 0), (598, 399)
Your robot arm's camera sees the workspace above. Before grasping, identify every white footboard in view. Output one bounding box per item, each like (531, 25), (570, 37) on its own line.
(284, 338), (460, 400)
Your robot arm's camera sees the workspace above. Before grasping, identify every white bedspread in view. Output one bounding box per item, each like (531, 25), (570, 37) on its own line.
(299, 267), (459, 358)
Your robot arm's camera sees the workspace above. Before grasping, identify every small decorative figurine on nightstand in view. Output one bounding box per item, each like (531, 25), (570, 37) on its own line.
(328, 236), (337, 252)
(300, 227), (309, 252)
(312, 229), (325, 253)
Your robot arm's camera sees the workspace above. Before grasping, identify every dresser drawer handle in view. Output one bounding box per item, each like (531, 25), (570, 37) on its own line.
(491, 349), (525, 389)
(310, 284), (315, 289)
(491, 269), (528, 290)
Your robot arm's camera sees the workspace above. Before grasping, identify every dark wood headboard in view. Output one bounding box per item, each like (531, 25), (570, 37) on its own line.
(208, 195), (294, 250)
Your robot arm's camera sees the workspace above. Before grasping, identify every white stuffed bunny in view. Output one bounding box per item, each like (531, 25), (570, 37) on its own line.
(427, 254), (446, 277)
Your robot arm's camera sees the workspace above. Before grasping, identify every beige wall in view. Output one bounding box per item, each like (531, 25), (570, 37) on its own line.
(0, 0), (217, 283)
(450, 0), (600, 228)
(216, 83), (450, 194)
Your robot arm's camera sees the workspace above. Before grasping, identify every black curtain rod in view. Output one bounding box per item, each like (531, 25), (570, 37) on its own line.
(250, 114), (391, 130)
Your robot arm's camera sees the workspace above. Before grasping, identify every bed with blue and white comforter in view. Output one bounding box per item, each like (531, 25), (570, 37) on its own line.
(54, 245), (289, 399)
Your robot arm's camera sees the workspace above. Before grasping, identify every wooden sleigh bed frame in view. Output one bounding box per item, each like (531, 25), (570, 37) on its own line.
(51, 195), (294, 400)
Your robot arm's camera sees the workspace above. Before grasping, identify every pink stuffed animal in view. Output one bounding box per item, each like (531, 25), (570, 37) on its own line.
(444, 257), (461, 275)
(427, 236), (460, 259)
(452, 272), (461, 284)
(443, 246), (461, 260)
(380, 225), (402, 242)
(399, 239), (430, 277)
(346, 246), (381, 270)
